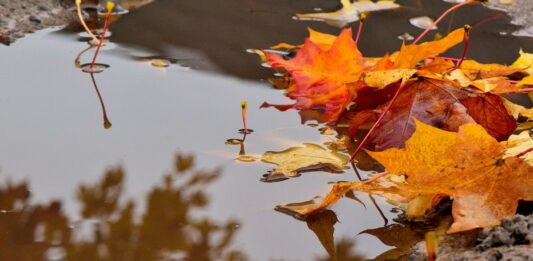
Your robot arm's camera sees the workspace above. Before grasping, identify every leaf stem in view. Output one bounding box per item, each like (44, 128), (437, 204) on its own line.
(349, 78), (410, 162)
(412, 0), (478, 45)
(241, 101), (251, 134)
(517, 88), (533, 93)
(355, 12), (367, 47)
(362, 171), (389, 184)
(444, 25), (471, 74)
(516, 147), (533, 158)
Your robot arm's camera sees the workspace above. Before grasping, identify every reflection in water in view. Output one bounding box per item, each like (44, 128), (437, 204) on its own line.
(0, 154), (247, 261)
(88, 73), (112, 129)
(305, 210), (364, 261)
(74, 41), (112, 129)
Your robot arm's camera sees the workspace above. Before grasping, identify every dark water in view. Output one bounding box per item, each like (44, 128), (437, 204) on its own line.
(0, 0), (532, 260)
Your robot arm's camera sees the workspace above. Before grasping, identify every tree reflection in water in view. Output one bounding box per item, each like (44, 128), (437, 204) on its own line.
(0, 153), (246, 261)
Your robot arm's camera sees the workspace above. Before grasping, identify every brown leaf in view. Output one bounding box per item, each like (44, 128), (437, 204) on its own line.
(350, 78), (516, 151)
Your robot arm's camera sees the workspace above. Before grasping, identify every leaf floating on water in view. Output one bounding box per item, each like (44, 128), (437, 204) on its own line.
(81, 63), (110, 73)
(294, 0), (399, 28)
(235, 155), (258, 162)
(409, 16), (437, 30)
(397, 32), (414, 41)
(275, 183), (354, 218)
(294, 0), (358, 28)
(151, 59), (170, 68)
(260, 143), (347, 181)
(352, 0), (400, 12)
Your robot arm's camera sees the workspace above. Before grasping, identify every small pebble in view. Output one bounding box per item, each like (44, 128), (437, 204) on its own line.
(29, 16), (41, 24)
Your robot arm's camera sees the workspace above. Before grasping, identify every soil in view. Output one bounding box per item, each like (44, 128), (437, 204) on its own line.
(0, 0), (76, 45)
(408, 214), (533, 261)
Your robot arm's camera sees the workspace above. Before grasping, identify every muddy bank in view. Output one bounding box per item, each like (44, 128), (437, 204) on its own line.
(0, 0), (76, 44)
(408, 214), (533, 261)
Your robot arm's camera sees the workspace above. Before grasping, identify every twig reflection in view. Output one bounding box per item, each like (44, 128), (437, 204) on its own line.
(89, 72), (112, 129)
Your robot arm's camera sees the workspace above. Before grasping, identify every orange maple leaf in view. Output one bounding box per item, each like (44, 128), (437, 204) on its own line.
(368, 120), (533, 233)
(264, 28), (368, 122)
(391, 28), (465, 69)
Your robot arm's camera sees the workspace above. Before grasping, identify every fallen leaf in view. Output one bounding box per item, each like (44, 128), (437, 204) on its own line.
(441, 70), (522, 95)
(260, 143), (347, 181)
(417, 57), (455, 76)
(516, 75), (533, 87)
(458, 60), (523, 80)
(511, 49), (533, 75)
(294, 0), (399, 28)
(353, 0), (399, 12)
(502, 131), (533, 166)
(364, 69), (417, 89)
(264, 28), (368, 122)
(275, 183), (355, 217)
(502, 98), (533, 120)
(350, 78), (516, 151)
(276, 176), (415, 218)
(295, 0), (358, 28)
(270, 28), (336, 51)
(367, 120), (533, 232)
(392, 28), (465, 69)
(409, 16), (437, 30)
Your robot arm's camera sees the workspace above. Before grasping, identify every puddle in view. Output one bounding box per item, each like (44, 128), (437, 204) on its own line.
(0, 0), (532, 260)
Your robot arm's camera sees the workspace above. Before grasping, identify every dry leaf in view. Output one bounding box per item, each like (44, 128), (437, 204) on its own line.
(364, 69), (417, 89)
(502, 98), (533, 120)
(511, 49), (533, 75)
(502, 131), (533, 166)
(264, 28), (368, 122)
(368, 120), (533, 233)
(392, 28), (465, 69)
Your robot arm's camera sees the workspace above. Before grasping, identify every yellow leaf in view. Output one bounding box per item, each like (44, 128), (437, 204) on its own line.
(271, 28), (337, 50)
(260, 143), (347, 180)
(511, 49), (533, 75)
(459, 60), (522, 80)
(364, 69), (416, 89)
(502, 131), (533, 166)
(368, 120), (533, 233)
(516, 75), (533, 87)
(502, 98), (533, 120)
(392, 28), (465, 69)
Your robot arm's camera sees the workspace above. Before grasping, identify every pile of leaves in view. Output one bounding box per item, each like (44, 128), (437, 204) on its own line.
(255, 11), (533, 234)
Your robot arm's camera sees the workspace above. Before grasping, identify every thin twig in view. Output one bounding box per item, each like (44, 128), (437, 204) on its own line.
(412, 0), (478, 45)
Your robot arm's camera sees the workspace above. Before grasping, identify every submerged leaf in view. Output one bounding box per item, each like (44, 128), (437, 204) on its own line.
(261, 143), (347, 181)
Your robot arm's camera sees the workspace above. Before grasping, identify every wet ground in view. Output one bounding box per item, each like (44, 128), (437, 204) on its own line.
(0, 0), (532, 260)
